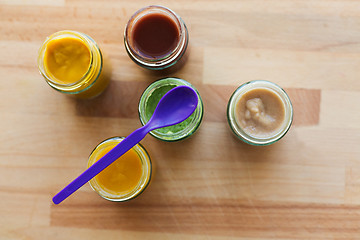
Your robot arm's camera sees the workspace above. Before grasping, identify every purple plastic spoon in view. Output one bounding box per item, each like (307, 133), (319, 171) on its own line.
(53, 86), (198, 204)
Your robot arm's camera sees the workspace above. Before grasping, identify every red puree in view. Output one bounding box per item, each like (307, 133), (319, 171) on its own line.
(132, 13), (180, 58)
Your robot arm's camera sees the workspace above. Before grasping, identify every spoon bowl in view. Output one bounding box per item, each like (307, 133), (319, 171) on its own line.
(146, 85), (199, 130)
(52, 85), (198, 204)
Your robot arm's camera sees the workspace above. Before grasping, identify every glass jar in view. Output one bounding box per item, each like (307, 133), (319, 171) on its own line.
(227, 80), (293, 146)
(38, 30), (109, 98)
(139, 77), (203, 141)
(124, 5), (189, 70)
(87, 137), (152, 202)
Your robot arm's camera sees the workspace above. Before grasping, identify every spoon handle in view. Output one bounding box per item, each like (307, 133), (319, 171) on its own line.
(52, 124), (151, 205)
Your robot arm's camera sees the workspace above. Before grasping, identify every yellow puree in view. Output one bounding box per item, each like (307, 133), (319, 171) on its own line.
(44, 37), (91, 84)
(93, 145), (143, 195)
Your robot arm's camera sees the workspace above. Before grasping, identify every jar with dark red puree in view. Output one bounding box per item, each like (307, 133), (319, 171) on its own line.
(124, 5), (189, 70)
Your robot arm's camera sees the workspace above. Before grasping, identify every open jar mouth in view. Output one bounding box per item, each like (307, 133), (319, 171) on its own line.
(138, 78), (203, 141)
(87, 137), (152, 202)
(227, 80), (293, 146)
(37, 30), (104, 96)
(124, 5), (188, 69)
(38, 30), (95, 87)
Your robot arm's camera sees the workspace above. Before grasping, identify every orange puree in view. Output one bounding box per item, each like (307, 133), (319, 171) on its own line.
(93, 145), (143, 195)
(44, 37), (90, 84)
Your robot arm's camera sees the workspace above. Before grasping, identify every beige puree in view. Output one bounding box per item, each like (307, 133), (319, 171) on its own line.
(235, 88), (285, 138)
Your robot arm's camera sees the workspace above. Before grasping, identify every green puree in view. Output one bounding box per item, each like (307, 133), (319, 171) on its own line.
(145, 84), (196, 134)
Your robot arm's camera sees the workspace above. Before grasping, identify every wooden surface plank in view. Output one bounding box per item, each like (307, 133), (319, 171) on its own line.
(1, 0), (360, 239)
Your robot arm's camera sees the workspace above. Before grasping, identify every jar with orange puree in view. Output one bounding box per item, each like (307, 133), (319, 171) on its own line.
(87, 137), (152, 202)
(38, 30), (109, 98)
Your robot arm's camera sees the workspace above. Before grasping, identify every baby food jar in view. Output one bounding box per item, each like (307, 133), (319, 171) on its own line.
(87, 137), (152, 202)
(38, 30), (109, 98)
(227, 80), (293, 146)
(139, 77), (203, 141)
(124, 5), (188, 70)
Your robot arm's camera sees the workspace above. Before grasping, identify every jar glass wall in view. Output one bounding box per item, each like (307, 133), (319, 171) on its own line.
(87, 137), (152, 202)
(227, 80), (293, 146)
(38, 30), (109, 98)
(139, 78), (203, 141)
(124, 5), (188, 70)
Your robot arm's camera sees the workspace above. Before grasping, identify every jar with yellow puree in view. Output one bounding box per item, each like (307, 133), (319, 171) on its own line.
(227, 80), (293, 145)
(38, 30), (109, 98)
(87, 137), (152, 202)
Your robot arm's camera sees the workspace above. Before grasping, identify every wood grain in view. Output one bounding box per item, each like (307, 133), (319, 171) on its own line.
(1, 0), (360, 239)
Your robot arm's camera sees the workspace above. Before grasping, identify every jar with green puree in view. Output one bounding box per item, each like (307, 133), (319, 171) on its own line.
(138, 78), (203, 141)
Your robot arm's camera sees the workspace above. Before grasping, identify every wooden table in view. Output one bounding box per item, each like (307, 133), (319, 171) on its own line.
(1, 1), (360, 239)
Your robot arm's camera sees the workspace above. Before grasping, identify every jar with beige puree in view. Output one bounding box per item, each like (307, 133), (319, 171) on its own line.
(38, 30), (109, 98)
(227, 80), (293, 145)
